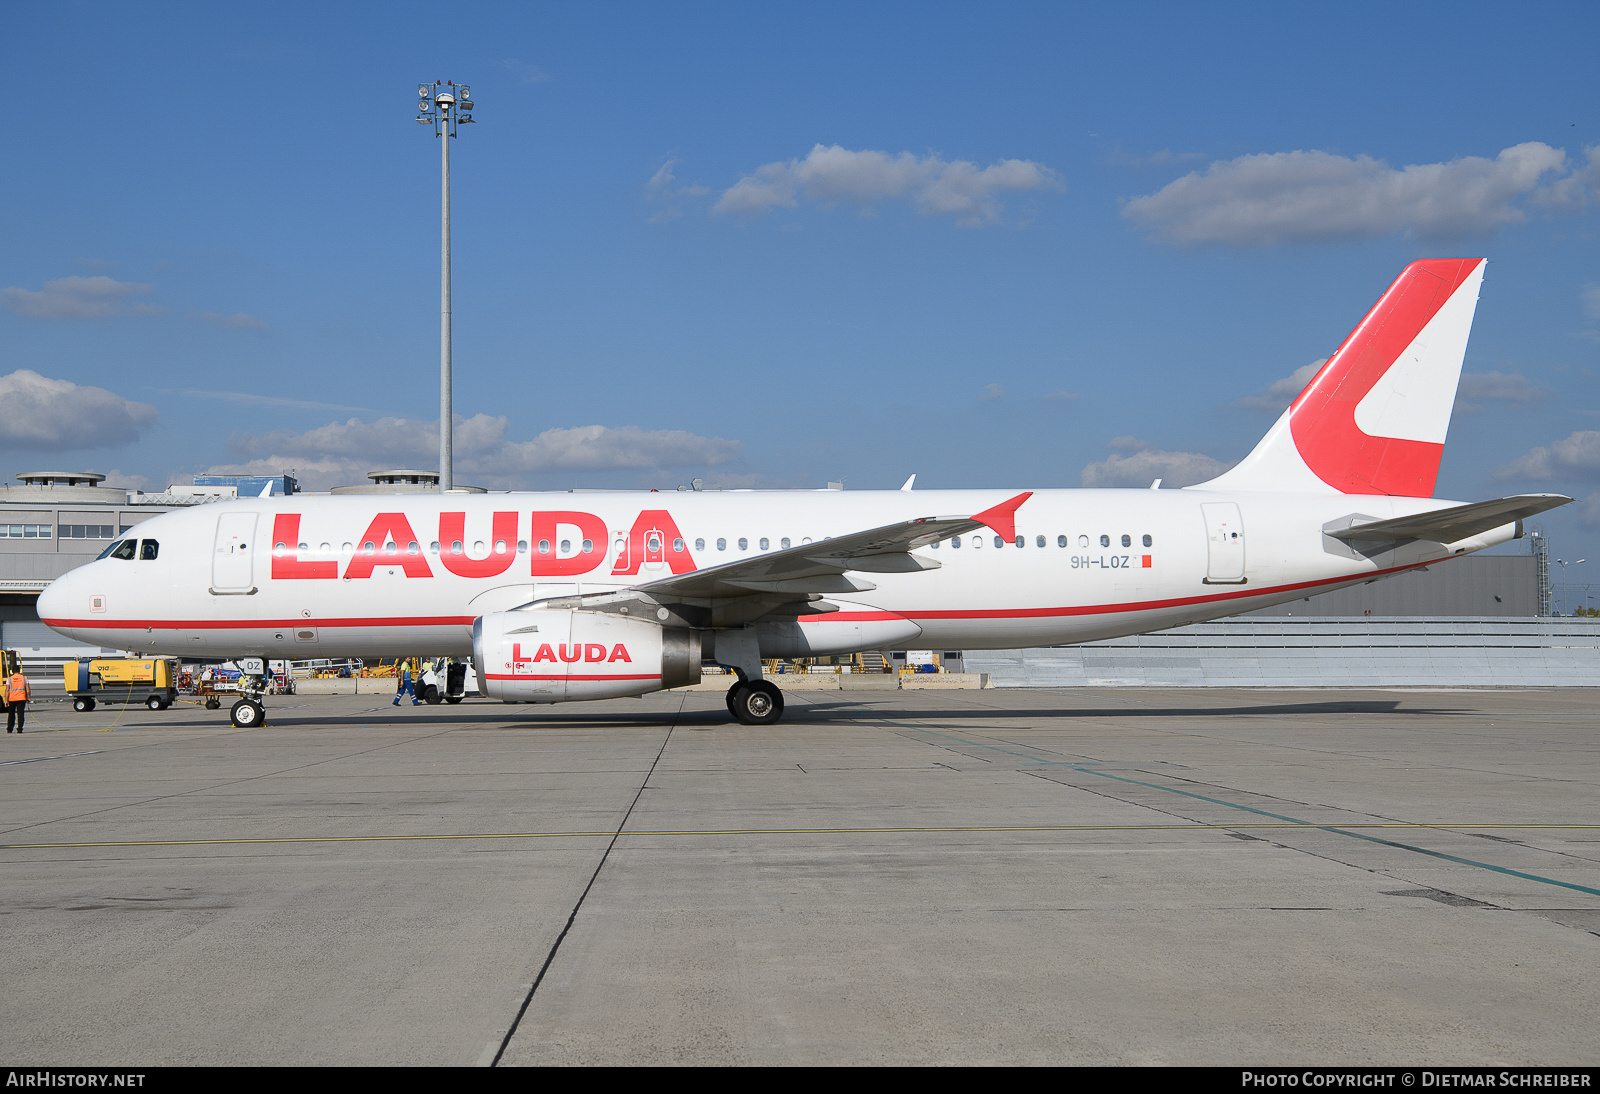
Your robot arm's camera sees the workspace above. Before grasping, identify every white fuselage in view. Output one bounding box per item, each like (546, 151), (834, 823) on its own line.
(37, 487), (1509, 662)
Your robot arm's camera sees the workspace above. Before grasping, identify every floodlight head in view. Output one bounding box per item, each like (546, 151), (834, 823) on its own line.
(460, 99), (473, 110)
(436, 92), (455, 104)
(458, 85), (469, 97)
(418, 84), (430, 97)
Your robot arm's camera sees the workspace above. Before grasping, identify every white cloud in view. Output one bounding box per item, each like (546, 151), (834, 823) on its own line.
(1, 275), (159, 319)
(0, 370), (157, 451)
(1495, 430), (1600, 483)
(210, 415), (741, 490)
(97, 468), (156, 493)
(1236, 360), (1324, 412)
(193, 311), (267, 329)
(1107, 148), (1206, 168)
(714, 144), (1061, 226)
(174, 389), (377, 414)
(1122, 142), (1572, 246)
(500, 58), (552, 84)
(1530, 146), (1600, 210)
(1081, 437), (1233, 488)
(1454, 370), (1549, 412)
(645, 157), (710, 223)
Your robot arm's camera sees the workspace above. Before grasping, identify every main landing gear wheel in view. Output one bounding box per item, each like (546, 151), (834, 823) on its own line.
(230, 699), (265, 728)
(727, 680), (784, 726)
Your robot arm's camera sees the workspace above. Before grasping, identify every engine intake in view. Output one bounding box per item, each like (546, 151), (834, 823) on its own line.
(473, 608), (701, 703)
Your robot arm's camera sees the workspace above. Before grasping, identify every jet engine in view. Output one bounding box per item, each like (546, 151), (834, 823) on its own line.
(473, 609), (702, 703)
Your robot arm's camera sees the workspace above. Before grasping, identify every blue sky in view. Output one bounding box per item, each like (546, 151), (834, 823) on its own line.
(2, 2), (1597, 564)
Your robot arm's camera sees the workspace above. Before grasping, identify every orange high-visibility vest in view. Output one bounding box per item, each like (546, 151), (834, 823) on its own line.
(7, 674), (28, 703)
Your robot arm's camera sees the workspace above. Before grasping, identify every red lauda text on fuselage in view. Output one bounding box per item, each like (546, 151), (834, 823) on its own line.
(269, 510), (698, 581)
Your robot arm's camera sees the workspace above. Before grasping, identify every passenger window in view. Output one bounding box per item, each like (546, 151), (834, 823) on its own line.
(781, 538), (791, 549)
(1036, 535), (1045, 548)
(140, 540), (159, 560)
(671, 538), (683, 553)
(109, 540), (136, 561)
(951, 536), (961, 548)
(759, 538), (769, 551)
(1099, 535), (1110, 548)
(972, 536), (982, 549)
(717, 538), (727, 551)
(695, 538), (705, 551)
(452, 540), (465, 555)
(1015, 535), (1025, 548)
(1057, 535), (1066, 548)
(1143, 534), (1153, 547)
(560, 539), (572, 554)
(1079, 535), (1089, 548)
(537, 539), (551, 554)
(994, 535), (1004, 548)
(738, 538), (748, 551)
(1121, 534), (1131, 548)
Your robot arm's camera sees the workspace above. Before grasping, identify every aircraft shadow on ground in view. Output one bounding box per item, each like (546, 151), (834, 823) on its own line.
(783, 699), (1467, 719)
(122, 697), (1470, 731)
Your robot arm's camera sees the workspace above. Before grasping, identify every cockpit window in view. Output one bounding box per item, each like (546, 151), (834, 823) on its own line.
(96, 540), (126, 561)
(140, 540), (159, 560)
(108, 540), (137, 561)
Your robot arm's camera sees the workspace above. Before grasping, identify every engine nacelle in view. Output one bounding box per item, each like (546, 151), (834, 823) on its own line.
(473, 609), (701, 703)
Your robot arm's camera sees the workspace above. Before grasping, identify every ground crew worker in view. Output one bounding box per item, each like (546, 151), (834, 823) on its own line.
(6, 670), (30, 733)
(392, 664), (419, 707)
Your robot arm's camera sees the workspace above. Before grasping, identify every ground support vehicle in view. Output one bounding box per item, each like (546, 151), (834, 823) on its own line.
(65, 658), (180, 712)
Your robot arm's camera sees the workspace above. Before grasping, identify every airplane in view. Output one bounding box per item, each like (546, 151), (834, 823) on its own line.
(37, 258), (1569, 729)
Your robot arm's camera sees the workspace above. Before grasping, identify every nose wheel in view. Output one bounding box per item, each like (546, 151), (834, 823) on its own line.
(230, 698), (265, 728)
(726, 680), (784, 725)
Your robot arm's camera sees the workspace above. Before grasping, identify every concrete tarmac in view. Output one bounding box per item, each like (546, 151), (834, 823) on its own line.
(1, 687), (1597, 1066)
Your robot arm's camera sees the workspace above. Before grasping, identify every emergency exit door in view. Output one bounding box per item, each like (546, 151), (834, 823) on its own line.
(1201, 503), (1246, 584)
(212, 512), (258, 593)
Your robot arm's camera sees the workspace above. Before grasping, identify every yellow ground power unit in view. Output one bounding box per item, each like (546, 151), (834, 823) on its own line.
(64, 657), (180, 712)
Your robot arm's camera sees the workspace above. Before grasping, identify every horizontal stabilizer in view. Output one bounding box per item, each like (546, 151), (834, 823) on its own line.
(1326, 494), (1571, 544)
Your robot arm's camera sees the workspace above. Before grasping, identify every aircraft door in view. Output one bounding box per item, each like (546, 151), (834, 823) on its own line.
(212, 512), (259, 593)
(1201, 503), (1246, 584)
(643, 528), (666, 571)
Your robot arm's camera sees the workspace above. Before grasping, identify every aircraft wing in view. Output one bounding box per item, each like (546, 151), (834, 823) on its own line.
(632, 491), (1032, 601)
(526, 492), (1032, 627)
(1326, 494), (1570, 545)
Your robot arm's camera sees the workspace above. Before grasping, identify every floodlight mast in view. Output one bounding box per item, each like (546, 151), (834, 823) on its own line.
(416, 81), (475, 493)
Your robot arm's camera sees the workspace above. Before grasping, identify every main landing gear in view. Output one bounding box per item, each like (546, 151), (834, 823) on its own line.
(726, 679), (784, 726)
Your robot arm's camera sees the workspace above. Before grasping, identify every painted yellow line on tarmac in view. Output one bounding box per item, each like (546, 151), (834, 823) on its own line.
(2, 822), (1597, 850)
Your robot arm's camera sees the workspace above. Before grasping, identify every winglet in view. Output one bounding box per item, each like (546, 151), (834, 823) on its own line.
(971, 491), (1032, 541)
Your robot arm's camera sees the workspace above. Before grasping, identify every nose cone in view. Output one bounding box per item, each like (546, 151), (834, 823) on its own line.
(36, 569), (84, 639)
